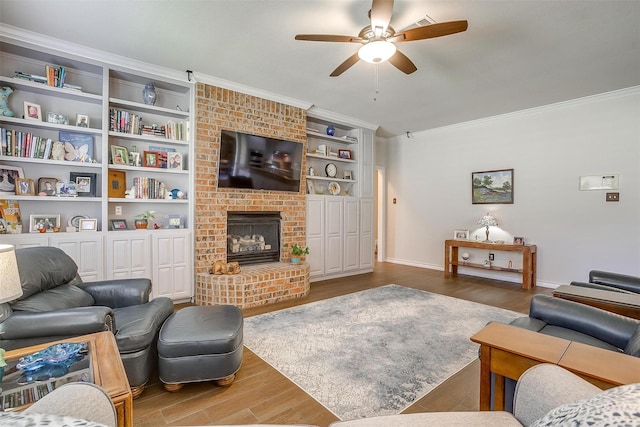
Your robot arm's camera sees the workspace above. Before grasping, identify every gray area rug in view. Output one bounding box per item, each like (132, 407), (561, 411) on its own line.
(243, 284), (521, 420)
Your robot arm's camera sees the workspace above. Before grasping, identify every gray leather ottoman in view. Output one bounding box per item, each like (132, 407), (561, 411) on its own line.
(157, 305), (243, 391)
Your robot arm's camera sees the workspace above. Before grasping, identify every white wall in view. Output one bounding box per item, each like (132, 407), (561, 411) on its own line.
(381, 87), (640, 287)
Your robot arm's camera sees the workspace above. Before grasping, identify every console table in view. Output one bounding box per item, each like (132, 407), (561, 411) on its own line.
(470, 322), (640, 410)
(444, 240), (537, 289)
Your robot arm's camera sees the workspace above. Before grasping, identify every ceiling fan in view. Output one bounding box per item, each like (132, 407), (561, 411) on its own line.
(295, 0), (468, 77)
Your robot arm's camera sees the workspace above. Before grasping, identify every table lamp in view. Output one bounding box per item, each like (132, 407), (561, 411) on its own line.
(478, 213), (498, 242)
(0, 244), (23, 391)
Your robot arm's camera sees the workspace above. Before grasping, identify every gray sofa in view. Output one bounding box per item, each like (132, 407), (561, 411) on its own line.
(3, 364), (639, 426)
(571, 269), (640, 294)
(0, 246), (174, 396)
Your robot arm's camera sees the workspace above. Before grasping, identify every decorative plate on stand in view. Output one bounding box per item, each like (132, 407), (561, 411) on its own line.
(68, 214), (89, 229)
(328, 181), (341, 195)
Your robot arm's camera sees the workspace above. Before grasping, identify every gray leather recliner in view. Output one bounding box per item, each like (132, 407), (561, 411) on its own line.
(0, 246), (174, 397)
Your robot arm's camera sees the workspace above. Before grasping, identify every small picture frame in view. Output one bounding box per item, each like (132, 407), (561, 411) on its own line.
(70, 172), (97, 197)
(111, 145), (129, 165)
(129, 151), (142, 167)
(454, 229), (470, 240)
(167, 215), (182, 229)
(38, 178), (59, 196)
(24, 101), (42, 121)
(343, 170), (352, 180)
(110, 219), (128, 230)
(306, 179), (315, 194)
(338, 149), (352, 159)
(0, 165), (25, 194)
(29, 214), (61, 233)
(46, 112), (68, 125)
(143, 151), (159, 168)
(76, 114), (89, 128)
(167, 152), (183, 170)
(56, 181), (77, 197)
(513, 237), (525, 245)
(78, 218), (98, 232)
(15, 178), (35, 196)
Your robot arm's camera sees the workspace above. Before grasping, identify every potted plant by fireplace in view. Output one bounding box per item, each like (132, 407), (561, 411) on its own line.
(286, 243), (309, 264)
(134, 210), (155, 229)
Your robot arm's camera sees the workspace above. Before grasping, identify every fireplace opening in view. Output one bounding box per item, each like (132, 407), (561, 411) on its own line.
(227, 212), (281, 265)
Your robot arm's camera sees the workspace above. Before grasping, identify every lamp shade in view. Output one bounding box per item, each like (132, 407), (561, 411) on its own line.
(358, 40), (397, 64)
(478, 213), (498, 227)
(0, 244), (22, 304)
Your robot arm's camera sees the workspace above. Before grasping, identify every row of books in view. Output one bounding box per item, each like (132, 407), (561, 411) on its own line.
(14, 65), (82, 91)
(132, 176), (167, 199)
(1, 127), (55, 159)
(110, 108), (188, 141)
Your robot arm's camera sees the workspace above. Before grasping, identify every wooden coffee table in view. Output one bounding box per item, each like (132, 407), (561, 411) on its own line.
(4, 331), (132, 427)
(470, 322), (640, 410)
(553, 284), (640, 319)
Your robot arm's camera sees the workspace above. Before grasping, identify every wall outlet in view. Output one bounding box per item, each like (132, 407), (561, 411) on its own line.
(489, 253), (495, 261)
(115, 205), (122, 215)
(606, 192), (619, 202)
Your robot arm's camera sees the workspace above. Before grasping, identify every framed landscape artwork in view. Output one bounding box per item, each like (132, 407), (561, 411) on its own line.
(472, 169), (514, 204)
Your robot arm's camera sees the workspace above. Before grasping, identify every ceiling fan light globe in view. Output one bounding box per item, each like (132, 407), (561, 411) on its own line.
(358, 40), (396, 64)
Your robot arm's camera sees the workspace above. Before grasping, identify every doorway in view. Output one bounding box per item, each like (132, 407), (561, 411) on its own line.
(375, 166), (386, 262)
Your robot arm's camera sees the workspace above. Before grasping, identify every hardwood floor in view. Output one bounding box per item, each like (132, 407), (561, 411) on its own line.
(133, 262), (553, 426)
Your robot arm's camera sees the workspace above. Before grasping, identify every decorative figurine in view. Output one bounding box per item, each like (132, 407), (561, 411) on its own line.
(326, 124), (335, 136)
(0, 86), (14, 117)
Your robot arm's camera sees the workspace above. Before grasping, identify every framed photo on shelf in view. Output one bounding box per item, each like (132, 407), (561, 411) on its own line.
(0, 165), (25, 194)
(46, 112), (68, 125)
(76, 114), (89, 127)
(24, 101), (42, 121)
(454, 229), (470, 240)
(472, 168), (514, 204)
(38, 178), (59, 196)
(111, 145), (129, 165)
(110, 219), (128, 230)
(167, 215), (182, 229)
(78, 218), (98, 232)
(343, 170), (352, 180)
(59, 132), (94, 163)
(513, 236), (525, 245)
(69, 172), (97, 197)
(338, 149), (352, 159)
(29, 214), (61, 233)
(143, 151), (159, 168)
(15, 178), (35, 196)
(167, 152), (182, 170)
(56, 181), (77, 197)
(108, 170), (126, 198)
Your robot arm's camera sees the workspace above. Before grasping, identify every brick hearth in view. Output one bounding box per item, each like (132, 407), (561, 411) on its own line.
(195, 262), (310, 309)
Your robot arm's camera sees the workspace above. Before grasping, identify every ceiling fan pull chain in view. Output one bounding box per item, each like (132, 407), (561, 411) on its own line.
(373, 64), (380, 101)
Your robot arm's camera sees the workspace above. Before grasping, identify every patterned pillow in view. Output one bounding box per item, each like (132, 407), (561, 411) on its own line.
(0, 411), (108, 426)
(531, 383), (640, 426)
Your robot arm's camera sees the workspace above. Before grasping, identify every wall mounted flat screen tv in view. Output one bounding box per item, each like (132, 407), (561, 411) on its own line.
(217, 130), (303, 192)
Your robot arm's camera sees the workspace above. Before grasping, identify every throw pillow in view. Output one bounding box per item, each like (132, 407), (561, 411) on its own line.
(531, 383), (640, 426)
(0, 411), (108, 427)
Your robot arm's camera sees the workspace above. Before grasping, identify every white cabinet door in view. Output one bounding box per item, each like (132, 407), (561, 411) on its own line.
(343, 198), (359, 271)
(50, 233), (104, 281)
(306, 196), (325, 277)
(0, 234), (48, 249)
(325, 198), (344, 274)
(152, 231), (192, 301)
(106, 233), (151, 279)
(359, 198), (374, 270)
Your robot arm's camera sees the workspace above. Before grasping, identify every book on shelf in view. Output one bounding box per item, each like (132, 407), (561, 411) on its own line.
(0, 127), (54, 159)
(133, 176), (166, 199)
(14, 65), (81, 91)
(110, 108), (142, 134)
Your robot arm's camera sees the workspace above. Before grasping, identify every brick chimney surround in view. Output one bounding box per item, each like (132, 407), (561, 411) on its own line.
(193, 84), (310, 308)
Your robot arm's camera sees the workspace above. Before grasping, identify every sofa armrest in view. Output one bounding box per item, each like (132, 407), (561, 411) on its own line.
(77, 278), (151, 308)
(0, 307), (113, 340)
(513, 364), (601, 426)
(528, 295), (640, 350)
(590, 270), (640, 294)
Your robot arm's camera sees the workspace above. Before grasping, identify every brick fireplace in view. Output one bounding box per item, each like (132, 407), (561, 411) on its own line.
(193, 84), (309, 308)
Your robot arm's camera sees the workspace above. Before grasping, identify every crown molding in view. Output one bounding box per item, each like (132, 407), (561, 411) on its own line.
(307, 107), (378, 131)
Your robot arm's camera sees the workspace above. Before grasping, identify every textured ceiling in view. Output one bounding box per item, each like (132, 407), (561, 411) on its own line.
(1, 0), (639, 137)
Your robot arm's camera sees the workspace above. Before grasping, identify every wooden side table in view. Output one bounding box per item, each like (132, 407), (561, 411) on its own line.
(4, 332), (132, 427)
(470, 322), (640, 411)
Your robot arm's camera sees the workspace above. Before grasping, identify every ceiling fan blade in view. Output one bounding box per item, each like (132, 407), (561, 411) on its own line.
(330, 53), (360, 77)
(295, 34), (364, 43)
(388, 50), (417, 74)
(370, 0), (394, 32)
(396, 20), (468, 42)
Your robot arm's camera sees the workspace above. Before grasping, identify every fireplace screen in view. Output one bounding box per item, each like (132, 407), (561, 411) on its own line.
(227, 212), (281, 265)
